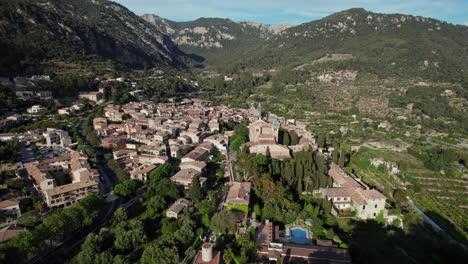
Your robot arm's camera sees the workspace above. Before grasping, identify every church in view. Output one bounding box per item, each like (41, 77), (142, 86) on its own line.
(244, 106), (291, 160)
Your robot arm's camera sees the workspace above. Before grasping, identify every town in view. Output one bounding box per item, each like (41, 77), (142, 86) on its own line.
(0, 85), (404, 263)
(1, 0), (468, 263)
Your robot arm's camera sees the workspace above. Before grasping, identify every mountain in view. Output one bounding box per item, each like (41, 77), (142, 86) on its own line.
(219, 8), (468, 82)
(141, 14), (294, 67)
(0, 0), (190, 76)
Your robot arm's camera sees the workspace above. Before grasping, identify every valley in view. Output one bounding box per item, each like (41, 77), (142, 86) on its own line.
(0, 0), (466, 263)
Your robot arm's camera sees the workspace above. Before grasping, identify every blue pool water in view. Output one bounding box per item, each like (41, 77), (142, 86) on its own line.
(290, 228), (308, 244)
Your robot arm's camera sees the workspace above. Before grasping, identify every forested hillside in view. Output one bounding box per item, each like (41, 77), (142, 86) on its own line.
(0, 0), (191, 76)
(142, 14), (293, 68)
(186, 8), (467, 82)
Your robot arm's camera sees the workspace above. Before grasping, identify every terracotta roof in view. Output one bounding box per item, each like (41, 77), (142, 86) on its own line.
(328, 163), (361, 189)
(322, 187), (351, 198)
(130, 164), (156, 175)
(225, 182), (251, 205)
(179, 161), (207, 170)
(171, 168), (201, 183)
(360, 189), (386, 200)
(45, 180), (97, 196)
(0, 225), (26, 242)
(282, 243), (351, 263)
(0, 198), (20, 209)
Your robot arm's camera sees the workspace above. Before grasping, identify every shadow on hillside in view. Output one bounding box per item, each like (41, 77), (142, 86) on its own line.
(337, 214), (467, 264)
(424, 210), (467, 244)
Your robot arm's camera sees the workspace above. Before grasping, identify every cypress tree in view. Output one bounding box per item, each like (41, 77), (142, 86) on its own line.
(338, 151), (345, 168)
(290, 131), (299, 145)
(283, 132), (291, 146)
(188, 175), (203, 202)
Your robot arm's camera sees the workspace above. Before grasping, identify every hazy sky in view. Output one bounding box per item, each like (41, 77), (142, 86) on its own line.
(111, 0), (468, 25)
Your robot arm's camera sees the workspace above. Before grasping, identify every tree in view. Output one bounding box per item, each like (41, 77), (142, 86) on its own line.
(114, 179), (142, 199)
(114, 220), (147, 252)
(236, 230), (258, 263)
(76, 233), (102, 264)
(145, 178), (180, 202)
(140, 242), (181, 264)
(145, 195), (167, 217)
(289, 131), (299, 145)
(283, 131), (291, 145)
(393, 189), (408, 203)
(392, 218), (402, 228)
(210, 211), (236, 234)
(332, 150), (339, 163)
(377, 163), (387, 174)
(112, 208), (128, 225)
(16, 210), (41, 228)
(338, 151), (346, 168)
(149, 163), (172, 183)
(188, 176), (203, 202)
(230, 123), (249, 150)
(317, 133), (327, 149)
(7, 231), (35, 262)
(375, 210), (386, 224)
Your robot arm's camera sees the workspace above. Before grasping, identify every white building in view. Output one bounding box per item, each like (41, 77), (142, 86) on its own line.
(27, 105), (47, 113)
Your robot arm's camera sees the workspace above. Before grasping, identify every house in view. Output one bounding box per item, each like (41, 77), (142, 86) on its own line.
(256, 220), (351, 264)
(0, 225), (26, 243)
(248, 119), (280, 143)
(179, 161), (207, 173)
(79, 91), (103, 103)
(43, 129), (72, 147)
(193, 243), (222, 264)
(101, 136), (126, 149)
(203, 134), (228, 155)
(138, 145), (166, 156)
(208, 120), (220, 132)
(71, 104), (85, 111)
(93, 117), (108, 136)
(245, 141), (291, 160)
(36, 91), (52, 100)
(130, 164), (156, 182)
(58, 107), (73, 115)
(181, 148), (211, 163)
(170, 169), (207, 189)
(246, 118), (291, 159)
(27, 105), (47, 113)
(135, 154), (168, 165)
(166, 198), (190, 219)
(24, 151), (99, 208)
(378, 121), (392, 129)
(320, 163), (388, 219)
(370, 158), (399, 174)
(113, 149), (138, 161)
(224, 182), (251, 206)
(0, 198), (21, 228)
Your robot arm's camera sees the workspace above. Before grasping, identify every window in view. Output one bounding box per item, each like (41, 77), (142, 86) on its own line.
(363, 205), (366, 210)
(375, 204), (378, 208)
(373, 213), (376, 217)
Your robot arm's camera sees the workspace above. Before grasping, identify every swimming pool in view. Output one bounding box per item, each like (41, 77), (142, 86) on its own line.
(290, 227), (308, 244)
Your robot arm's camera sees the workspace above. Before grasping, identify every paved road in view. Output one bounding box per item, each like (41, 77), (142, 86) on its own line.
(408, 200), (444, 232)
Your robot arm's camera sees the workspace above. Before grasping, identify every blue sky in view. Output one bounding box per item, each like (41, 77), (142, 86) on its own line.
(112, 0), (468, 26)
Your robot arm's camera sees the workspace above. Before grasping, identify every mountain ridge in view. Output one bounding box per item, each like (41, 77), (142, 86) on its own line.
(0, 0), (191, 75)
